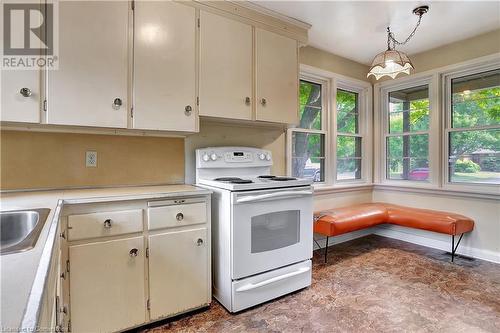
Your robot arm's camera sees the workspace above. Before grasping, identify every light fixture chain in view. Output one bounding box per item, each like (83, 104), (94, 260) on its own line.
(388, 13), (423, 48)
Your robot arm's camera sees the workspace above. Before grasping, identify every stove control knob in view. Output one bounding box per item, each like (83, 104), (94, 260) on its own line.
(266, 153), (271, 161)
(202, 153), (210, 162)
(210, 153), (218, 161)
(259, 153), (266, 160)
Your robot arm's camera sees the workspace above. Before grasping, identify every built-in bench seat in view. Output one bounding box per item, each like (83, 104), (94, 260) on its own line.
(314, 203), (474, 262)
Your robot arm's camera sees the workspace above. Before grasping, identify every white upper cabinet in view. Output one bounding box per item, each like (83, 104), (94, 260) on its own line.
(255, 28), (299, 124)
(1, 70), (41, 123)
(1, 1), (305, 131)
(1, 1), (42, 124)
(199, 11), (253, 120)
(47, 1), (129, 128)
(133, 1), (197, 132)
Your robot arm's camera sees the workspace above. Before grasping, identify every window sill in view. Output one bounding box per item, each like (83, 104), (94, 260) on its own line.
(373, 183), (499, 200)
(313, 183), (374, 195)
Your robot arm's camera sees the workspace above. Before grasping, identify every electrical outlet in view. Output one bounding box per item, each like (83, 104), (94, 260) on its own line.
(86, 151), (97, 167)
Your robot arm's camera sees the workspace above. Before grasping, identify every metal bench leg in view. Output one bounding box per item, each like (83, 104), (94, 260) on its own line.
(324, 236), (329, 263)
(451, 233), (464, 262)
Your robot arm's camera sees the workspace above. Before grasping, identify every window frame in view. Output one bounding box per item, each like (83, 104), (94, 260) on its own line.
(334, 80), (370, 184)
(287, 64), (372, 189)
(442, 62), (500, 193)
(287, 74), (329, 184)
(377, 74), (440, 188)
(374, 54), (500, 196)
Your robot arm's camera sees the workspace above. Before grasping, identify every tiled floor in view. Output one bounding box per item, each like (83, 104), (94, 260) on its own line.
(141, 235), (500, 333)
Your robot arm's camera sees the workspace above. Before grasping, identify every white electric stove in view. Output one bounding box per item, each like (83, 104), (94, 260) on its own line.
(196, 147), (313, 312)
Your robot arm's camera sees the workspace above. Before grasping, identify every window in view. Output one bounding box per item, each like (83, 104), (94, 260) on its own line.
(336, 89), (362, 180)
(448, 69), (500, 185)
(386, 85), (430, 181)
(288, 68), (371, 188)
(290, 79), (326, 182)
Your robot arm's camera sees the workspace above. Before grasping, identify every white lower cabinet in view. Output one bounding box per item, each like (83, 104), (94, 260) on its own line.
(64, 196), (211, 332)
(148, 228), (209, 320)
(69, 237), (146, 333)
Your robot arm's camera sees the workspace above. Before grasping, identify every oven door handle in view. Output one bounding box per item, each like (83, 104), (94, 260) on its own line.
(235, 190), (313, 203)
(235, 266), (311, 292)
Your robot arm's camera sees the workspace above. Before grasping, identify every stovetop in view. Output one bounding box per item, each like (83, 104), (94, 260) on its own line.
(198, 175), (313, 191)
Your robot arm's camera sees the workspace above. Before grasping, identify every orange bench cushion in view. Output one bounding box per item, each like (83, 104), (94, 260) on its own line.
(314, 203), (474, 237)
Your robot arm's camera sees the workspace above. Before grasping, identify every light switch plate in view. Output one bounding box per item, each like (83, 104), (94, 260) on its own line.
(86, 151), (97, 167)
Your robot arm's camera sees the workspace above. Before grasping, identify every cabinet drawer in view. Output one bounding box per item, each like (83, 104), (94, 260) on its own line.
(148, 202), (207, 230)
(68, 209), (143, 241)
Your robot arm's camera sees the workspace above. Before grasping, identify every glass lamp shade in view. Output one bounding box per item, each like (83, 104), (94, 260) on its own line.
(367, 49), (414, 80)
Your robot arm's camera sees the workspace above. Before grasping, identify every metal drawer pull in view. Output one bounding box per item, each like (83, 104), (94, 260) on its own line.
(103, 219), (112, 229)
(20, 87), (32, 97)
(185, 105), (192, 115)
(176, 213), (184, 221)
(245, 97), (251, 105)
(129, 248), (138, 257)
(197, 238), (204, 246)
(112, 98), (122, 110)
(260, 98), (267, 106)
(236, 266), (310, 292)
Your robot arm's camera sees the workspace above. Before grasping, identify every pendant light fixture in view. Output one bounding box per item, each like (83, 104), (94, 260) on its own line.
(367, 6), (429, 80)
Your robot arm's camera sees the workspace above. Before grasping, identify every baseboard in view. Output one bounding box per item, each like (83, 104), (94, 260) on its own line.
(314, 226), (500, 264)
(313, 228), (374, 250)
(373, 226), (500, 264)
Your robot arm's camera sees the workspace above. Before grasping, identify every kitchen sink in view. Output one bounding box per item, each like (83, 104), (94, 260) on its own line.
(1, 208), (50, 255)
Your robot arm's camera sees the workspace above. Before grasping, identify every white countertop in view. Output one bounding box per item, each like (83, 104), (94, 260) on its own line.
(0, 184), (211, 331)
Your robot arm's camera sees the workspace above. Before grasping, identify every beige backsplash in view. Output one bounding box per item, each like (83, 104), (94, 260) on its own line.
(184, 120), (287, 184)
(0, 131), (185, 190)
(1, 122), (285, 190)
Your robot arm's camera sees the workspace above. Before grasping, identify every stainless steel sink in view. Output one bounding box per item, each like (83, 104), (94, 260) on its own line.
(1, 208), (50, 255)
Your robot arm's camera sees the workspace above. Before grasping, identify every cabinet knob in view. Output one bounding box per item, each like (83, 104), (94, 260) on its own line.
(245, 97), (251, 106)
(129, 248), (139, 257)
(20, 88), (32, 97)
(260, 98), (267, 106)
(197, 238), (204, 246)
(176, 213), (184, 221)
(184, 105), (192, 115)
(103, 219), (112, 229)
(112, 98), (122, 110)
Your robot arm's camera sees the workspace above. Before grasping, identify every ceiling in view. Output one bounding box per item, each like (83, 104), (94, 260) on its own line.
(252, 1), (500, 65)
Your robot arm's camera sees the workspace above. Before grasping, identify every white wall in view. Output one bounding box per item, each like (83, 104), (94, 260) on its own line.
(184, 120), (286, 184)
(313, 188), (374, 250)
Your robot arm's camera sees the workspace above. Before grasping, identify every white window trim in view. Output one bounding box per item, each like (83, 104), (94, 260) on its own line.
(287, 64), (372, 190)
(374, 53), (500, 195)
(287, 73), (330, 184)
(442, 60), (500, 194)
(334, 79), (371, 184)
(376, 74), (440, 187)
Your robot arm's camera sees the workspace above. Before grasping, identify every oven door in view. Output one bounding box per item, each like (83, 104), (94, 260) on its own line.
(231, 186), (313, 279)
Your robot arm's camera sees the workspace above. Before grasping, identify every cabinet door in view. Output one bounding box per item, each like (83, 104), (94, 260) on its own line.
(149, 228), (209, 320)
(1, 70), (41, 123)
(255, 29), (298, 124)
(69, 237), (146, 333)
(133, 1), (196, 131)
(199, 11), (253, 120)
(47, 1), (129, 128)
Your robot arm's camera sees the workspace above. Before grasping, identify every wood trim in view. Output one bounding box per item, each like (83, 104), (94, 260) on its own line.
(0, 122), (188, 138)
(373, 184), (500, 201)
(314, 184), (374, 195)
(184, 0), (310, 43)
